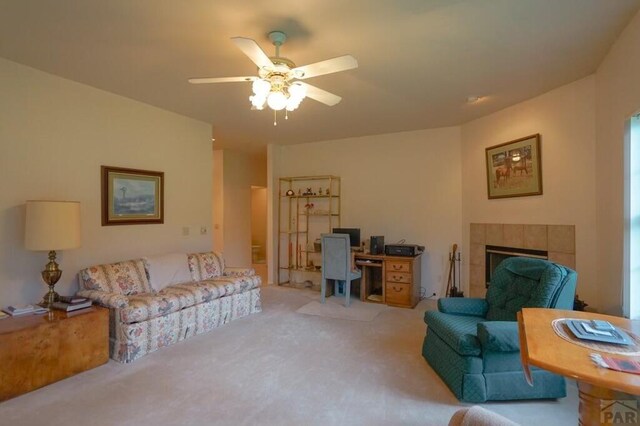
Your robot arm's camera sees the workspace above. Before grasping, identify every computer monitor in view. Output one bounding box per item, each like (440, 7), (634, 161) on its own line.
(333, 228), (361, 248)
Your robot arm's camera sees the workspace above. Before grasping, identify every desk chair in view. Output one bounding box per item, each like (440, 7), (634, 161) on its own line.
(321, 234), (362, 307)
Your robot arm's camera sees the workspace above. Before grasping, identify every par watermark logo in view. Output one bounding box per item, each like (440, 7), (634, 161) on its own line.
(601, 400), (639, 424)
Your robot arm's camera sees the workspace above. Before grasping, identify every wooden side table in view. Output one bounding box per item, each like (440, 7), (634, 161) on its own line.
(518, 308), (640, 426)
(0, 306), (109, 402)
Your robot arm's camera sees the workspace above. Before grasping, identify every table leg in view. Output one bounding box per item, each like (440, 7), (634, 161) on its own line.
(517, 311), (533, 386)
(578, 381), (640, 426)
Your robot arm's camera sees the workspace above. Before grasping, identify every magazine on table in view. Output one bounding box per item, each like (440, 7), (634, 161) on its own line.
(591, 353), (640, 375)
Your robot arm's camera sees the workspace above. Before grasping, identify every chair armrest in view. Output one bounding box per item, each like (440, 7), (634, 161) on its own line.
(223, 267), (256, 277)
(77, 289), (129, 309)
(477, 321), (520, 353)
(438, 298), (488, 317)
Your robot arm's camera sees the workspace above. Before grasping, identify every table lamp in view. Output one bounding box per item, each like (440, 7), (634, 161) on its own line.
(25, 200), (81, 307)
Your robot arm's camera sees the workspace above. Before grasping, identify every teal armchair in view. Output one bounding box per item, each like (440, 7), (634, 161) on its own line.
(422, 257), (577, 402)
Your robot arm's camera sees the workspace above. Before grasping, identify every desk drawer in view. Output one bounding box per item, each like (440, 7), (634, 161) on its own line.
(387, 261), (411, 273)
(386, 283), (411, 305)
(386, 271), (412, 284)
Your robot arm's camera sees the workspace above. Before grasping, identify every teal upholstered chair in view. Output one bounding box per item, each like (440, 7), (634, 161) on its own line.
(321, 234), (361, 307)
(422, 257), (577, 402)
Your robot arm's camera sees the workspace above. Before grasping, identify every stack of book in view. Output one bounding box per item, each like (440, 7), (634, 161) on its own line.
(51, 296), (92, 312)
(2, 304), (49, 316)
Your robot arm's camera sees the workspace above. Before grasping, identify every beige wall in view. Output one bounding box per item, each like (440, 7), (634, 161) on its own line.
(0, 58), (213, 306)
(271, 127), (462, 296)
(595, 10), (640, 314)
(460, 76), (598, 305)
(213, 150), (224, 251)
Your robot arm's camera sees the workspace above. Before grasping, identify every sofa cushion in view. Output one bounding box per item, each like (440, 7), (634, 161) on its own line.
(120, 275), (261, 324)
(119, 293), (183, 323)
(79, 259), (152, 296)
(425, 311), (484, 356)
(159, 281), (227, 306)
(210, 274), (261, 296)
(187, 252), (225, 281)
(143, 253), (192, 292)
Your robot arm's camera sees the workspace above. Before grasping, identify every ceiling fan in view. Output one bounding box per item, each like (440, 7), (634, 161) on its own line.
(189, 31), (358, 123)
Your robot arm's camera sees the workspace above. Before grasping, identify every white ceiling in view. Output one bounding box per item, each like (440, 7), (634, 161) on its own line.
(1, 0), (639, 152)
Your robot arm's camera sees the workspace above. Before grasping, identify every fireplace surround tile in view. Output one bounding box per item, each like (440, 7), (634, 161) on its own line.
(470, 223), (486, 245)
(524, 225), (548, 250)
(548, 225), (575, 254)
(503, 224), (524, 248)
(470, 244), (485, 266)
(468, 222), (575, 298)
(470, 223), (486, 244)
(470, 284), (486, 298)
(548, 252), (576, 270)
(470, 264), (485, 288)
(486, 224), (504, 246)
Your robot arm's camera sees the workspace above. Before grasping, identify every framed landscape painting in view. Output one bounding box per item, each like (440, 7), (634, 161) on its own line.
(101, 166), (164, 225)
(485, 134), (542, 199)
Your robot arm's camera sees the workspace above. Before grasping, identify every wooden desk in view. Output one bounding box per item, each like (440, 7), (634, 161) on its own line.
(0, 306), (109, 402)
(518, 308), (640, 426)
(354, 253), (422, 308)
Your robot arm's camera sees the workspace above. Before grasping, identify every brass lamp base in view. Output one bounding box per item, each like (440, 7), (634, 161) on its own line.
(40, 250), (62, 307)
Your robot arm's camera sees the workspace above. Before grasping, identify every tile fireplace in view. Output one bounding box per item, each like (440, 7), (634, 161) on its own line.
(469, 223), (575, 297)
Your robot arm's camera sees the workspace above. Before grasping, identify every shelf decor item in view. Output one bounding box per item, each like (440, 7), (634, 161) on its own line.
(485, 134), (542, 199)
(25, 200), (81, 307)
(101, 166), (164, 225)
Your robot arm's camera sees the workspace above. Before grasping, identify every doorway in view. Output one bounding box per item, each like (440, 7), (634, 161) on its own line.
(251, 186), (268, 284)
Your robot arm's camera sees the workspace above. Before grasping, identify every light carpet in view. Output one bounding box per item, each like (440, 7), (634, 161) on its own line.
(296, 295), (389, 321)
(0, 286), (578, 426)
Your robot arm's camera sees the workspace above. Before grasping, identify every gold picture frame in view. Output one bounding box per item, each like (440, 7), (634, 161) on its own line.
(485, 134), (542, 199)
(101, 166), (164, 225)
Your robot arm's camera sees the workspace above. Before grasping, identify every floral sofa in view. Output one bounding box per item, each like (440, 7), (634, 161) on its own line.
(77, 252), (261, 363)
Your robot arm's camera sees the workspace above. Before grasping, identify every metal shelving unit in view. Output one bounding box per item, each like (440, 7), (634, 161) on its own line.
(277, 175), (341, 285)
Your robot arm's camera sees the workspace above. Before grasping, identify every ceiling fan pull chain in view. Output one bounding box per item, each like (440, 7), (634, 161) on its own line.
(274, 110), (277, 126)
(285, 110), (289, 120)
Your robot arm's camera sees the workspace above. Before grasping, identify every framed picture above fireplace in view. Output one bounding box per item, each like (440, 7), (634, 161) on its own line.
(485, 134), (542, 199)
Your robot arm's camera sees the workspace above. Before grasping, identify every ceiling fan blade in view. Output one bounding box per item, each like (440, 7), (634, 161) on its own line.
(231, 37), (274, 69)
(292, 55), (358, 80)
(188, 76), (257, 84)
(298, 82), (342, 106)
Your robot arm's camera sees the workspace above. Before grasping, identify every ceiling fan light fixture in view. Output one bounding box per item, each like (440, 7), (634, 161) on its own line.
(252, 79), (270, 96)
(190, 32), (358, 122)
(267, 91), (287, 110)
(289, 82), (306, 99)
(250, 94), (267, 109)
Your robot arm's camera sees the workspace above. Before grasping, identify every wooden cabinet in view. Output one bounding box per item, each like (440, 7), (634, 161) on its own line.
(0, 307), (109, 401)
(356, 253), (422, 308)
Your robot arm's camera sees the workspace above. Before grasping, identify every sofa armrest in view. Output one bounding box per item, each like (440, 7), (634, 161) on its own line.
(77, 289), (129, 309)
(438, 298), (488, 317)
(477, 321), (520, 353)
(223, 267), (256, 278)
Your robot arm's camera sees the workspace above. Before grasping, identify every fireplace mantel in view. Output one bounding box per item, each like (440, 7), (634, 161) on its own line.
(469, 223), (575, 297)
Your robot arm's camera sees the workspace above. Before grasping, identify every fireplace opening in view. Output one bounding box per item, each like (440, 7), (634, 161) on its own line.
(485, 245), (548, 287)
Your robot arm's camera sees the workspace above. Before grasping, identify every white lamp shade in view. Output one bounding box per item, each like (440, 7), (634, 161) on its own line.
(25, 200), (81, 251)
